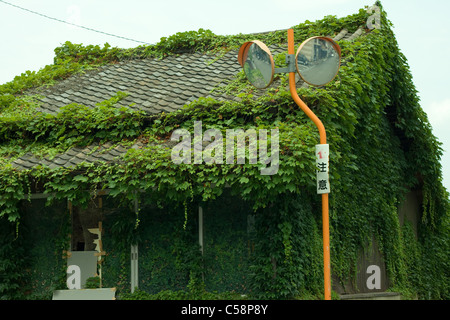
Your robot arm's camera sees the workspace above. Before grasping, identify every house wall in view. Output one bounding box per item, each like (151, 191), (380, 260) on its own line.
(201, 196), (253, 293)
(125, 201), (189, 293)
(13, 188), (422, 298)
(18, 198), (69, 299)
(100, 192), (252, 295)
(398, 190), (421, 237)
(333, 189), (422, 296)
(333, 236), (390, 295)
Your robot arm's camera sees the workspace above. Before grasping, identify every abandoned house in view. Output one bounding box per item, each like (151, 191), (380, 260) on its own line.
(0, 3), (448, 300)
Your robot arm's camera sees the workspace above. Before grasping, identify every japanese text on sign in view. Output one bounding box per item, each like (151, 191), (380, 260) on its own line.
(316, 144), (330, 194)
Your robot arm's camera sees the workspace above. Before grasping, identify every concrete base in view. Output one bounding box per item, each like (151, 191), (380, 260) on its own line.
(339, 292), (401, 300)
(52, 288), (116, 300)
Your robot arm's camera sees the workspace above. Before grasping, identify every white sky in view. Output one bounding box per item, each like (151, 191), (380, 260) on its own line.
(1, 0), (449, 192)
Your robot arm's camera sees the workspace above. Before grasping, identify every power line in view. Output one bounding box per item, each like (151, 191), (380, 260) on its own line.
(0, 0), (151, 45)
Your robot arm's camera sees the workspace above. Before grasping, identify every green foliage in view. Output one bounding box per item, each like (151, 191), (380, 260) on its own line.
(0, 91), (142, 149)
(0, 219), (27, 299)
(0, 199), (70, 300)
(0, 167), (30, 222)
(85, 276), (101, 289)
(0, 4), (448, 300)
(249, 193), (324, 299)
(156, 28), (216, 54)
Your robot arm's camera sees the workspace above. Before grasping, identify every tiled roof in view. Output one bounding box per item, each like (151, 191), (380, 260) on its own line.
(11, 141), (142, 170)
(35, 50), (241, 115)
(12, 27), (366, 171)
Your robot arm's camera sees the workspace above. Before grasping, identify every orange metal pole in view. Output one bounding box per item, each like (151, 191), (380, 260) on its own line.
(287, 28), (331, 300)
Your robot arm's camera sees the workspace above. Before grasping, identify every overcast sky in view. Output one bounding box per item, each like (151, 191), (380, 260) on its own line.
(1, 0), (449, 192)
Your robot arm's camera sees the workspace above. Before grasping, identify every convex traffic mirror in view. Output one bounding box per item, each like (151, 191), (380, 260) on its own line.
(238, 37), (341, 88)
(238, 40), (275, 89)
(296, 37), (341, 86)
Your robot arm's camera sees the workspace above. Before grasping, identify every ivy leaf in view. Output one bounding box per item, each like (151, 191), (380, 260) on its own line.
(239, 176), (249, 184)
(73, 175), (88, 182)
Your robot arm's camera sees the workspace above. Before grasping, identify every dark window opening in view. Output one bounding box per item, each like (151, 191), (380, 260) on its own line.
(70, 197), (104, 251)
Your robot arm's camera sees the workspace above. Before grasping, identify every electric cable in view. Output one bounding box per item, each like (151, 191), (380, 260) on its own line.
(0, 0), (151, 45)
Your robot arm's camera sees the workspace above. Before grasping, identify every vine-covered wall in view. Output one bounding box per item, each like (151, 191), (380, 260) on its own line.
(0, 198), (69, 300)
(0, 3), (448, 299)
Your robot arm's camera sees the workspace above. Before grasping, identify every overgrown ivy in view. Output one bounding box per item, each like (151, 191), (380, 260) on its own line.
(0, 2), (448, 300)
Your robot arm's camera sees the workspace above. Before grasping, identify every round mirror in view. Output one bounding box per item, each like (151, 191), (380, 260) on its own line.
(295, 37), (341, 86)
(238, 41), (274, 89)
